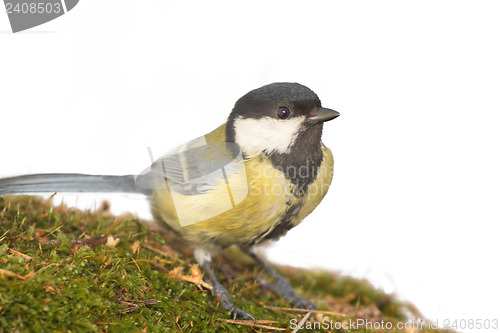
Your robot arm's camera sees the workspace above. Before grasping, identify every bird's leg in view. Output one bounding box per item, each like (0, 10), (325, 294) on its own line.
(196, 249), (254, 320)
(201, 261), (255, 320)
(246, 249), (316, 309)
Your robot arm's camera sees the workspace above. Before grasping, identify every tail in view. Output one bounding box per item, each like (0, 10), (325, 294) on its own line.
(0, 174), (152, 196)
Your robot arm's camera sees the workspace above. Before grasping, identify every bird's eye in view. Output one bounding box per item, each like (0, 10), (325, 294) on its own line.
(277, 107), (290, 119)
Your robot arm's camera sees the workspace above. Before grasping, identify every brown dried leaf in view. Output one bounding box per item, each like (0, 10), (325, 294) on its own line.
(131, 240), (140, 254)
(106, 235), (119, 247)
(169, 264), (212, 290)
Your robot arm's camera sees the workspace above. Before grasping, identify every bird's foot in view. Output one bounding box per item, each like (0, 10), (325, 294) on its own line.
(211, 280), (254, 320)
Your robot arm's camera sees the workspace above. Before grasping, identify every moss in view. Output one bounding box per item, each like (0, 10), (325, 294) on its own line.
(0, 196), (450, 332)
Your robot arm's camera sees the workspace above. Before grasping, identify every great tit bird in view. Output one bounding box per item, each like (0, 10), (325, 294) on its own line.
(0, 82), (340, 319)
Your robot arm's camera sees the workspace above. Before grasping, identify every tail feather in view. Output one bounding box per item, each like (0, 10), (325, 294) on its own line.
(0, 174), (152, 195)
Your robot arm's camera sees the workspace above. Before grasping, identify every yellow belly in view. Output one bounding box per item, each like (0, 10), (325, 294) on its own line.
(150, 144), (333, 250)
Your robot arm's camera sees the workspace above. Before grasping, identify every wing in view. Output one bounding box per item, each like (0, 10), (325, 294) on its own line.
(135, 135), (245, 196)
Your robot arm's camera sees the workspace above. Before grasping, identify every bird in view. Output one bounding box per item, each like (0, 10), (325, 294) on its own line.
(0, 82), (340, 319)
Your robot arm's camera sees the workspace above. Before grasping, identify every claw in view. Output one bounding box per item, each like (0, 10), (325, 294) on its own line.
(218, 291), (255, 320)
(293, 297), (316, 310)
(232, 307), (254, 320)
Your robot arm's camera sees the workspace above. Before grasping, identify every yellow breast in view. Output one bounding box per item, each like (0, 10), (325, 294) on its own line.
(150, 126), (334, 250)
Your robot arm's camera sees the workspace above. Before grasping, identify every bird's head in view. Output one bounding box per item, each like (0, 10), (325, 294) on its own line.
(226, 82), (339, 157)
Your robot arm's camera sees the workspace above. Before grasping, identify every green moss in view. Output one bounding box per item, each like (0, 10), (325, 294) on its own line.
(0, 196), (449, 332)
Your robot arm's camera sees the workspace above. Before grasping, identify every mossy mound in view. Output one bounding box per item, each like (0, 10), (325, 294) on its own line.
(0, 196), (447, 332)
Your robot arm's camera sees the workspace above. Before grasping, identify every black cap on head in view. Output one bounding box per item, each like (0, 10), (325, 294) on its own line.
(229, 82), (322, 120)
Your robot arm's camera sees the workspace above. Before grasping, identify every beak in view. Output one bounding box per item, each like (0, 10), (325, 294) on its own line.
(308, 107), (340, 124)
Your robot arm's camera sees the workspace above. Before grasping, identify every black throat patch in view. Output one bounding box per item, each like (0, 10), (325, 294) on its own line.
(268, 123), (324, 197)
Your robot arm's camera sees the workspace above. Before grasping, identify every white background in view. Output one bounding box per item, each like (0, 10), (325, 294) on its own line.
(1, 1), (499, 332)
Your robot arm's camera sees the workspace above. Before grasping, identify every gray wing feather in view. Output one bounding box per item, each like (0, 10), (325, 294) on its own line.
(137, 141), (243, 195)
(0, 174), (151, 195)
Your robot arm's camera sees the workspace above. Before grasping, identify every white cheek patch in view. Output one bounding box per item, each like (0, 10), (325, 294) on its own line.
(233, 116), (306, 156)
